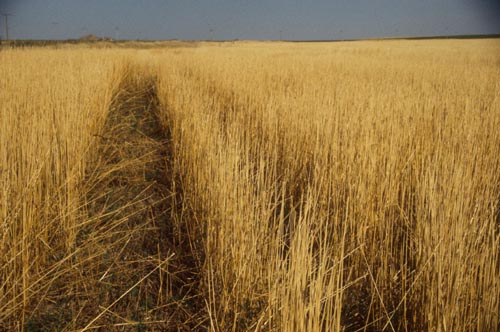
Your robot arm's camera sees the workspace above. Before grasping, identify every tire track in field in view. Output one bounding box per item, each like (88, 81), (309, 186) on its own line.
(79, 69), (205, 331)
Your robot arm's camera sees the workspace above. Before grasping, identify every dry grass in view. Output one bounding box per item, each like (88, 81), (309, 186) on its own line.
(1, 39), (499, 331)
(155, 39), (500, 331)
(0, 49), (124, 329)
(0, 50), (183, 331)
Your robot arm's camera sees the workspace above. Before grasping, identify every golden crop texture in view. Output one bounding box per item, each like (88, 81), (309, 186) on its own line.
(1, 39), (499, 331)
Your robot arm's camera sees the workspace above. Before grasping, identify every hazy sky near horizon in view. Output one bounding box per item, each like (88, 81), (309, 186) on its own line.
(0, 0), (499, 40)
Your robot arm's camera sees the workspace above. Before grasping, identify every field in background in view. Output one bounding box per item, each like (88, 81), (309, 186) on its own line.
(1, 39), (499, 331)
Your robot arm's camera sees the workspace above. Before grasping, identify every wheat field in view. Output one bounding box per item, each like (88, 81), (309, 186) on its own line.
(1, 39), (499, 331)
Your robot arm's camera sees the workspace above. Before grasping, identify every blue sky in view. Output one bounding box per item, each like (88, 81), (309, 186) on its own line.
(0, 0), (499, 40)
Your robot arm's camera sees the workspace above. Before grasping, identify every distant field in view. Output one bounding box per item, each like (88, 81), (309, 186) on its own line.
(1, 38), (201, 49)
(1, 39), (499, 332)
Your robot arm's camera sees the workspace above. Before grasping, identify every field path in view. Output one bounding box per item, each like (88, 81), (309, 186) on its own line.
(81, 70), (205, 331)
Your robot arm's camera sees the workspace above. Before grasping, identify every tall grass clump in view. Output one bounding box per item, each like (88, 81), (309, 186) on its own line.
(0, 48), (125, 330)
